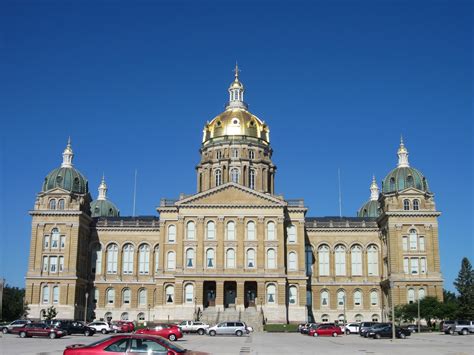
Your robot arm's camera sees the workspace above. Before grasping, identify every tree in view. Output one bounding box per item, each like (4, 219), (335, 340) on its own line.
(2, 285), (27, 321)
(43, 306), (57, 320)
(454, 257), (474, 319)
(418, 296), (442, 327)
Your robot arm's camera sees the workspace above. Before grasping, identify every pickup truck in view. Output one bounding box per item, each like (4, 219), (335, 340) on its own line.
(445, 320), (474, 335)
(178, 320), (209, 335)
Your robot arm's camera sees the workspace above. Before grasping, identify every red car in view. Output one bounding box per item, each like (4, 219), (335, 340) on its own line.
(135, 324), (183, 341)
(18, 322), (66, 339)
(63, 334), (208, 355)
(309, 324), (343, 337)
(111, 321), (134, 333)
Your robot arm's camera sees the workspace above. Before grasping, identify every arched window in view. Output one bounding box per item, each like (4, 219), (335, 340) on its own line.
(226, 249), (236, 268)
(267, 222), (276, 240)
(57, 199), (65, 210)
(154, 246), (160, 273)
(246, 248), (255, 268)
(137, 313), (145, 321)
(167, 251), (176, 270)
(407, 288), (415, 304)
(321, 290), (329, 307)
(267, 248), (276, 269)
(418, 288), (426, 300)
(167, 225), (176, 243)
(184, 284), (194, 304)
(367, 245), (379, 276)
(318, 245), (330, 276)
(351, 245), (362, 276)
(107, 244), (118, 274)
(406, 175), (414, 187)
(206, 221), (215, 240)
(288, 252), (297, 271)
(215, 169), (222, 186)
(390, 177), (396, 191)
(355, 314), (363, 322)
(51, 228), (60, 249)
(138, 244), (150, 274)
(94, 288), (99, 304)
(249, 169), (255, 189)
(226, 221), (235, 240)
(52, 286), (59, 304)
(266, 284), (276, 304)
(372, 314), (379, 322)
(104, 312), (112, 321)
(122, 244), (134, 274)
(354, 290), (362, 306)
(165, 285), (174, 303)
(403, 199), (410, 210)
(321, 314), (329, 322)
(247, 221), (255, 240)
(287, 224), (296, 243)
(49, 199), (56, 210)
(138, 289), (147, 306)
(122, 288), (131, 305)
(206, 249), (215, 268)
(186, 248), (195, 268)
(413, 199), (420, 210)
(337, 290), (345, 306)
(106, 288), (115, 304)
(42, 285), (50, 304)
(370, 290), (378, 306)
(338, 314), (346, 323)
(186, 221), (195, 240)
(409, 229), (418, 250)
(289, 285), (298, 305)
(230, 168), (240, 183)
(335, 245), (346, 276)
(121, 312), (129, 320)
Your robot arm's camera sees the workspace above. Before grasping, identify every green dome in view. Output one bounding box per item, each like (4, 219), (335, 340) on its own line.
(90, 199), (120, 218)
(382, 166), (429, 194)
(42, 167), (88, 194)
(357, 200), (380, 217)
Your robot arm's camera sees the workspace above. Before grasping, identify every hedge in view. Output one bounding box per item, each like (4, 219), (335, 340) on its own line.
(264, 323), (299, 332)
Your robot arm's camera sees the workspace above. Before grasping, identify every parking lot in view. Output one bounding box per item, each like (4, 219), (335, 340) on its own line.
(0, 331), (473, 354)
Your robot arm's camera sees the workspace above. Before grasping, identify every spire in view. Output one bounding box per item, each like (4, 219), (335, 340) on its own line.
(370, 175), (379, 201)
(61, 137), (74, 168)
(234, 62), (240, 80)
(226, 62), (247, 110)
(97, 174), (108, 200)
(397, 135), (410, 167)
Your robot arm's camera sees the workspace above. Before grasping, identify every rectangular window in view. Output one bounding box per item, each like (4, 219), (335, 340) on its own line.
(403, 257), (409, 274)
(50, 256), (58, 273)
(420, 257), (427, 274)
(409, 234), (417, 250)
(410, 258), (419, 275)
(419, 237), (425, 251)
(44, 236), (50, 249)
(60, 236), (65, 249)
(402, 236), (408, 251)
(59, 256), (64, 272)
(43, 256), (49, 272)
(53, 287), (59, 304)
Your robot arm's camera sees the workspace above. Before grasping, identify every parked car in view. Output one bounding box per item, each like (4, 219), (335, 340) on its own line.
(300, 323), (319, 334)
(1, 319), (31, 334)
(135, 324), (183, 341)
(207, 321), (249, 336)
(63, 334), (209, 355)
(87, 321), (112, 334)
(54, 320), (96, 336)
(343, 322), (360, 335)
(359, 322), (377, 337)
(309, 324), (342, 337)
(441, 320), (455, 333)
(444, 320), (474, 335)
(178, 320), (210, 335)
(110, 321), (134, 333)
(18, 322), (66, 339)
(368, 323), (411, 339)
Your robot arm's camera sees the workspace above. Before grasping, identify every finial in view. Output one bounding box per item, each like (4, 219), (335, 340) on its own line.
(400, 134), (404, 145)
(61, 137), (74, 168)
(397, 136), (410, 167)
(370, 175), (379, 201)
(67, 136), (71, 147)
(234, 61), (240, 79)
(98, 175), (108, 200)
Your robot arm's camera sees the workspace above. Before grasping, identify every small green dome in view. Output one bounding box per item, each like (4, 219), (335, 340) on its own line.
(43, 167), (88, 194)
(90, 199), (120, 218)
(357, 200), (380, 218)
(382, 166), (429, 194)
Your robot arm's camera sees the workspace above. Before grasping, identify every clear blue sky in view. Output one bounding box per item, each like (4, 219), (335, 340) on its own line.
(1, 0), (472, 292)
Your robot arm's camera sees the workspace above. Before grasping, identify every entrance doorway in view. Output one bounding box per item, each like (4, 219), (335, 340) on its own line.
(224, 281), (237, 308)
(244, 281), (257, 308)
(203, 281), (216, 308)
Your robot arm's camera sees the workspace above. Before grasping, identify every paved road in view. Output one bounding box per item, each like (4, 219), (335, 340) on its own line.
(0, 331), (472, 354)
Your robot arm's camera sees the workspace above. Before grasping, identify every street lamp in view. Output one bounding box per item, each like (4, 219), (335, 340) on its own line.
(342, 295), (346, 333)
(417, 296), (421, 333)
(148, 304), (151, 323)
(84, 292), (89, 323)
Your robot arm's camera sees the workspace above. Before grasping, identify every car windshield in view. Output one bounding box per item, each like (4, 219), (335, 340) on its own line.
(84, 336), (118, 347)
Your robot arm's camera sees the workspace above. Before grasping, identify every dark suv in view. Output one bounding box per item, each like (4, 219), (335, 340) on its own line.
(47, 320), (96, 336)
(359, 322), (377, 337)
(368, 323), (411, 339)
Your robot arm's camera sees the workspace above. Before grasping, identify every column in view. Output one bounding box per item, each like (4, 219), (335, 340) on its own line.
(277, 281), (286, 305)
(176, 218), (184, 271)
(216, 281), (224, 310)
(237, 218), (245, 268)
(217, 217), (225, 270)
(174, 281), (183, 305)
(257, 281), (265, 306)
(195, 281), (204, 307)
(196, 218), (204, 270)
(237, 281), (245, 310)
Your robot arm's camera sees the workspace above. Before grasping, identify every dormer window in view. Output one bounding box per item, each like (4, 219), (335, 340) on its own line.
(406, 175), (414, 188)
(413, 199), (419, 210)
(58, 199), (65, 210)
(403, 199), (410, 210)
(49, 199), (56, 210)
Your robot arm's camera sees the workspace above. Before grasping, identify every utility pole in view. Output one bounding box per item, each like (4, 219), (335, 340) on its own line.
(84, 292), (89, 323)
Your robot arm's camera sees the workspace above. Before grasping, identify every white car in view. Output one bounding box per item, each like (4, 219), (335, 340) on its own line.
(343, 322), (360, 334)
(87, 321), (112, 334)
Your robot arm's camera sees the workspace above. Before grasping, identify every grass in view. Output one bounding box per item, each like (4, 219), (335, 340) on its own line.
(264, 323), (299, 332)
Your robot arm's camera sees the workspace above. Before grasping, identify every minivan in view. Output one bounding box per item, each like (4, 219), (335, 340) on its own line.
(207, 321), (248, 336)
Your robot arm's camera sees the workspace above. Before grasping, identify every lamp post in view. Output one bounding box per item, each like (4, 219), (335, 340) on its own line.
(417, 296), (421, 333)
(148, 304), (151, 323)
(84, 292), (89, 323)
(342, 295), (346, 334)
(390, 281), (395, 341)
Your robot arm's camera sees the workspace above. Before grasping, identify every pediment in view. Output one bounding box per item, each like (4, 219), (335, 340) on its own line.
(176, 183), (286, 207)
(39, 187), (71, 195)
(397, 187), (426, 195)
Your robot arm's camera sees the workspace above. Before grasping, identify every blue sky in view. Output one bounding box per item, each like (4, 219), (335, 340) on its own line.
(0, 0), (472, 292)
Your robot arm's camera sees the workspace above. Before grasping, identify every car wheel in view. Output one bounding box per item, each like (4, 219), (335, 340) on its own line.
(448, 328), (454, 335)
(313, 332), (319, 337)
(400, 333), (406, 339)
(461, 329), (468, 335)
(332, 332), (338, 337)
(101, 329), (107, 334)
(168, 334), (177, 341)
(49, 332), (56, 339)
(84, 330), (91, 336)
(20, 332), (27, 338)
(236, 330), (243, 337)
(345, 330), (350, 335)
(114, 329), (118, 333)
(209, 330), (216, 336)
(375, 334), (381, 339)
(197, 328), (205, 335)
(2, 328), (8, 334)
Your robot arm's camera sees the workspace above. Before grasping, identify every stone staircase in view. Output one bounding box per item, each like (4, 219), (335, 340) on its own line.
(200, 307), (264, 332)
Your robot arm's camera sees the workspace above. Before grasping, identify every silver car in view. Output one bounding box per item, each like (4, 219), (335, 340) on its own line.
(207, 321), (248, 336)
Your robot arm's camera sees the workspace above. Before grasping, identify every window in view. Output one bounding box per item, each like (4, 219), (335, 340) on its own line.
(409, 229), (418, 250)
(93, 245), (102, 274)
(232, 148), (239, 158)
(58, 256), (64, 272)
(267, 248), (276, 269)
(247, 221), (255, 240)
(137, 313), (145, 321)
(186, 221), (195, 240)
(168, 225), (176, 243)
(403, 257), (409, 274)
(418, 288), (425, 300)
(246, 248), (255, 268)
(138, 244), (150, 274)
(186, 248), (195, 268)
(53, 286), (59, 304)
(249, 169), (255, 189)
(289, 286), (297, 305)
(42, 256), (48, 272)
(43, 235), (50, 249)
(107, 244), (118, 274)
(249, 150), (255, 159)
(154, 246), (160, 273)
(355, 314), (363, 322)
(406, 175), (414, 187)
(165, 285), (174, 303)
(370, 291), (378, 306)
(121, 312), (129, 320)
(372, 314), (379, 322)
(57, 199), (65, 210)
(50, 256), (58, 273)
(335, 245), (346, 276)
(321, 314), (329, 322)
(419, 236), (425, 251)
(337, 290), (345, 306)
(226, 221), (235, 240)
(413, 199), (420, 210)
(122, 288), (131, 305)
(411, 258), (419, 274)
(49, 199), (56, 209)
(104, 312), (112, 321)
(367, 245), (378, 276)
(226, 249), (236, 268)
(60, 236), (65, 249)
(122, 244), (134, 274)
(138, 289), (147, 306)
(185, 284), (194, 304)
(420, 257), (427, 274)
(230, 168), (240, 183)
(266, 284), (276, 304)
(51, 228), (59, 249)
(402, 236), (408, 251)
(215, 169), (222, 186)
(403, 199), (410, 210)
(390, 178), (396, 191)
(206, 249), (215, 268)
(287, 224), (296, 243)
(167, 251), (176, 270)
(267, 221), (276, 240)
(216, 150), (222, 159)
(207, 221), (215, 240)
(94, 288), (99, 304)
(106, 288), (115, 304)
(318, 245), (330, 276)
(288, 252), (297, 271)
(321, 290), (329, 307)
(354, 290), (362, 306)
(42, 285), (50, 304)
(351, 245), (362, 276)
(407, 288), (415, 303)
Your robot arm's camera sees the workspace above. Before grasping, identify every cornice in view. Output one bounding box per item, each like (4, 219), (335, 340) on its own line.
(95, 227), (160, 232)
(384, 211), (441, 217)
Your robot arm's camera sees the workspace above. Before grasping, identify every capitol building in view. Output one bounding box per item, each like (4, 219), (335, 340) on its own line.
(25, 67), (444, 326)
